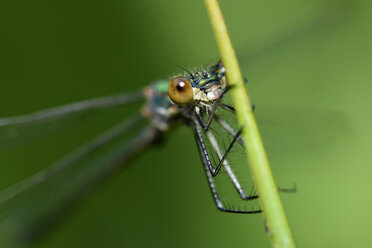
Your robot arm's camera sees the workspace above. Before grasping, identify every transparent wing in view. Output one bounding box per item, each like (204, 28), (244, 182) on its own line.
(0, 114), (158, 247)
(0, 90), (145, 149)
(237, 0), (353, 67)
(193, 94), (260, 213)
(255, 105), (351, 159)
(193, 88), (350, 212)
(191, 2), (353, 209)
(0, 0), (354, 243)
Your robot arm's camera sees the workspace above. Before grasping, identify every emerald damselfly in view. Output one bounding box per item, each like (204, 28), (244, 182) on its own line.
(0, 61), (259, 210)
(0, 2), (350, 246)
(0, 62), (265, 245)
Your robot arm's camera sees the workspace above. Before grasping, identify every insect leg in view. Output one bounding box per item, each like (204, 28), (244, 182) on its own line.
(212, 128), (243, 177)
(203, 86), (232, 130)
(194, 123), (261, 214)
(194, 109), (208, 130)
(220, 103), (255, 113)
(279, 183), (297, 193)
(194, 88), (254, 131)
(193, 120), (257, 201)
(213, 114), (244, 147)
(214, 115), (297, 195)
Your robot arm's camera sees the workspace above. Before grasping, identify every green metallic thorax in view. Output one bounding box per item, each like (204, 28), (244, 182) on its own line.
(185, 62), (225, 89)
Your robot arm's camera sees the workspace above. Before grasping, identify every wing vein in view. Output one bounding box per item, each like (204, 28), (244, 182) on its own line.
(0, 90), (144, 127)
(0, 114), (142, 206)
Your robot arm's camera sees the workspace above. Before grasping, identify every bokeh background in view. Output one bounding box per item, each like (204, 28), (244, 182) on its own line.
(0, 0), (371, 247)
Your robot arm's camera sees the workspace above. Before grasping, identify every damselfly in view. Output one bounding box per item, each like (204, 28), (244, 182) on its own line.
(0, 1), (350, 246)
(0, 61), (260, 212)
(0, 61), (267, 245)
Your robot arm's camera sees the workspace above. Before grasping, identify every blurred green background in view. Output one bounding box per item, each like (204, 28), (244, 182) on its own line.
(0, 0), (371, 247)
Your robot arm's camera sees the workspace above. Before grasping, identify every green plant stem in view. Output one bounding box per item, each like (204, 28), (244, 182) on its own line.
(204, 1), (296, 247)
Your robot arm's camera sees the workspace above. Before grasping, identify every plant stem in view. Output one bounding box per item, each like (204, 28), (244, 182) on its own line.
(204, 1), (296, 247)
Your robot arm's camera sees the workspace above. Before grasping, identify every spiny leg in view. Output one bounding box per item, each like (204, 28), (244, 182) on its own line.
(194, 101), (294, 200)
(220, 104), (236, 113)
(193, 103), (249, 136)
(212, 128), (243, 177)
(214, 114), (297, 195)
(194, 121), (240, 177)
(213, 114), (244, 147)
(194, 86), (233, 131)
(279, 183), (297, 193)
(194, 123), (261, 213)
(220, 103), (255, 113)
(194, 83), (255, 131)
(194, 108), (208, 130)
(207, 130), (259, 201)
(193, 120), (257, 201)
(204, 162), (261, 214)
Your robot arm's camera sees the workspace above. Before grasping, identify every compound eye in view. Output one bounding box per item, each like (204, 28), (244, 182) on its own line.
(168, 76), (194, 105)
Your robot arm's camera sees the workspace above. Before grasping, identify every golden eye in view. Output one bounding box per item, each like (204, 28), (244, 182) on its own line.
(168, 76), (193, 105)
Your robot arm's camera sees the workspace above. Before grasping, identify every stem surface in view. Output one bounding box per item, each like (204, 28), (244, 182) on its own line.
(204, 1), (296, 247)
